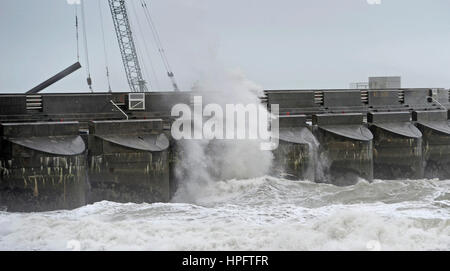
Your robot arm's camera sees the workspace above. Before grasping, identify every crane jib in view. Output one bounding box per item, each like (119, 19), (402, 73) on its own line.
(108, 0), (147, 92)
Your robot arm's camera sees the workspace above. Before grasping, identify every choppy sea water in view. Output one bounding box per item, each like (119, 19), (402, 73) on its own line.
(0, 177), (449, 251)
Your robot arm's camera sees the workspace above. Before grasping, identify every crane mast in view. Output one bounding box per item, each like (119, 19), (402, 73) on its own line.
(108, 0), (147, 92)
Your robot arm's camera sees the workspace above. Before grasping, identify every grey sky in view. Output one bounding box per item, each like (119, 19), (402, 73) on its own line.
(1, 0), (450, 93)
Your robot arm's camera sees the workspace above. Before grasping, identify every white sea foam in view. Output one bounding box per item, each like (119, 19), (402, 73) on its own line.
(0, 177), (449, 251)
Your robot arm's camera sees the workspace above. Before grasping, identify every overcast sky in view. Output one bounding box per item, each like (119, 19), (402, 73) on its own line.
(1, 0), (450, 93)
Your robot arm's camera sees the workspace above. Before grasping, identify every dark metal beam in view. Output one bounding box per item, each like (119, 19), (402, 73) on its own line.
(26, 62), (82, 95)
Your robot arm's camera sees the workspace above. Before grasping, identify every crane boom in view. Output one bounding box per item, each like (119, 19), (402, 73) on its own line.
(108, 0), (147, 92)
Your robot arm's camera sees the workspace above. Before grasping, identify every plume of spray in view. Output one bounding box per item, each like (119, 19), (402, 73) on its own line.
(172, 67), (275, 203)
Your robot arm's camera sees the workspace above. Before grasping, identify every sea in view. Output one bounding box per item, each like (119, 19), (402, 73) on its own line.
(0, 177), (449, 251)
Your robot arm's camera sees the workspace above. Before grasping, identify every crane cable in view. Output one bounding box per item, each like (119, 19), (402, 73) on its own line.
(140, 0), (180, 91)
(74, 6), (80, 62)
(141, 0), (178, 90)
(124, 1), (152, 90)
(130, 0), (161, 90)
(98, 0), (112, 92)
(80, 0), (93, 92)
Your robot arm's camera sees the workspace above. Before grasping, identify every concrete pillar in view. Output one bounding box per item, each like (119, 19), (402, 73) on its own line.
(413, 110), (450, 179)
(0, 122), (86, 212)
(312, 113), (373, 185)
(88, 119), (170, 203)
(272, 115), (317, 180)
(368, 112), (423, 179)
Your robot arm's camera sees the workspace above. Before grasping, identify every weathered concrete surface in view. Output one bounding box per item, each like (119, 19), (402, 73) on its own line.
(0, 92), (191, 128)
(368, 112), (423, 180)
(273, 136), (313, 180)
(413, 110), (450, 179)
(88, 119), (170, 204)
(168, 134), (181, 198)
(0, 122), (86, 212)
(313, 113), (373, 185)
(272, 115), (316, 180)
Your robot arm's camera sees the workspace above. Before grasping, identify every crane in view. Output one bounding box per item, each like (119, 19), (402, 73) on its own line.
(107, 0), (180, 92)
(108, 0), (147, 92)
(28, 0), (178, 94)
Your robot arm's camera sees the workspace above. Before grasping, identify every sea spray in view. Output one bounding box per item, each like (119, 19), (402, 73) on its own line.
(304, 131), (321, 182)
(172, 69), (274, 203)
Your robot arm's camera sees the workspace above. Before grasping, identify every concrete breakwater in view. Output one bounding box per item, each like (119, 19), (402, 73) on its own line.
(266, 88), (450, 185)
(0, 89), (449, 211)
(0, 119), (170, 212)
